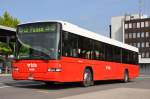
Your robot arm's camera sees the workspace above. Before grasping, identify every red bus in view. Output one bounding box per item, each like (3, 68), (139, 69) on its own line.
(12, 21), (139, 87)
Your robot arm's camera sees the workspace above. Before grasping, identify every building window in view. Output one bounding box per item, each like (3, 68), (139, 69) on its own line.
(145, 21), (149, 27)
(137, 32), (140, 38)
(146, 32), (149, 37)
(133, 43), (136, 47)
(137, 42), (140, 48)
(129, 43), (132, 46)
(125, 33), (128, 39)
(133, 33), (136, 38)
(129, 33), (132, 38)
(141, 32), (145, 38)
(133, 23), (137, 28)
(146, 52), (149, 58)
(137, 22), (140, 28)
(139, 52), (141, 56)
(125, 24), (128, 29)
(141, 42), (145, 48)
(141, 22), (144, 28)
(141, 52), (145, 58)
(129, 23), (132, 28)
(146, 42), (149, 47)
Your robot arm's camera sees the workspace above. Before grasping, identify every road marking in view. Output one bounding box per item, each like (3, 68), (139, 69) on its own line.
(37, 90), (50, 93)
(0, 86), (10, 89)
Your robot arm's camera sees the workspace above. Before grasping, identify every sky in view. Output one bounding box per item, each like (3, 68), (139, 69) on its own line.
(0, 0), (150, 36)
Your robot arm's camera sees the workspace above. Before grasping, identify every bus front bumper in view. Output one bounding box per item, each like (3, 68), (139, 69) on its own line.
(12, 72), (62, 82)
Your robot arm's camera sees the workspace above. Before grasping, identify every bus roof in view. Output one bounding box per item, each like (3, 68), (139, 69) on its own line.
(19, 20), (139, 52)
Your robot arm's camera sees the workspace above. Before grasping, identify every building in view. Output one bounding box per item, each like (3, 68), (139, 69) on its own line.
(0, 25), (16, 74)
(0, 25), (16, 43)
(111, 14), (150, 74)
(111, 14), (148, 42)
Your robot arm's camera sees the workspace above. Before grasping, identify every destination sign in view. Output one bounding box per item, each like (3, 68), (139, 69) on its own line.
(18, 23), (57, 33)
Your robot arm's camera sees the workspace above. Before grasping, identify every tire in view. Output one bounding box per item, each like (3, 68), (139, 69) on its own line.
(44, 81), (55, 85)
(81, 68), (94, 87)
(123, 70), (129, 83)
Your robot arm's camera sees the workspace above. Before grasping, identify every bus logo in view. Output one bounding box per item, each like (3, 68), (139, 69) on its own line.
(27, 63), (37, 68)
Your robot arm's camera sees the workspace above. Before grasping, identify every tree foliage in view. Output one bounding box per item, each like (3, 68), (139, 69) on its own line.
(0, 42), (12, 55)
(0, 11), (20, 56)
(0, 11), (20, 28)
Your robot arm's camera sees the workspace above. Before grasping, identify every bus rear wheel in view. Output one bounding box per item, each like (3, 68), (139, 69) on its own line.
(123, 70), (129, 83)
(81, 68), (94, 87)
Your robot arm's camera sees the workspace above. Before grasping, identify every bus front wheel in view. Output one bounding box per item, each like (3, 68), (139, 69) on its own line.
(81, 68), (94, 87)
(44, 81), (55, 85)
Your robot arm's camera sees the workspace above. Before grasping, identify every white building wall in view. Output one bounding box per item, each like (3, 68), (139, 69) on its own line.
(111, 16), (124, 42)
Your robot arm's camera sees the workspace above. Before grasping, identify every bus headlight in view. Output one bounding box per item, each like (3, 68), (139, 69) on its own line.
(48, 68), (62, 72)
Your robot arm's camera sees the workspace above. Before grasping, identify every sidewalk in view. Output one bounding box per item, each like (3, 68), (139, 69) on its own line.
(59, 88), (150, 99)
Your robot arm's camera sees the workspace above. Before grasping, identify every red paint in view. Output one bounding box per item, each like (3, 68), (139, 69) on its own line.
(12, 57), (139, 82)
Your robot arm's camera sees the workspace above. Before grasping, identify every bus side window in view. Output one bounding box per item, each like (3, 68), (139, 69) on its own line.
(62, 31), (78, 58)
(83, 38), (92, 59)
(93, 40), (105, 60)
(114, 46), (121, 63)
(85, 51), (91, 59)
(78, 36), (92, 59)
(62, 31), (68, 56)
(93, 40), (100, 60)
(122, 49), (129, 64)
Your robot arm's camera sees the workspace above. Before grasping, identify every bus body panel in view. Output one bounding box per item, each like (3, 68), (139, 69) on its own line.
(13, 21), (139, 84)
(12, 57), (139, 82)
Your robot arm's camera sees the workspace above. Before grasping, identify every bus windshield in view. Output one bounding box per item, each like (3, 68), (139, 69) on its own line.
(15, 22), (60, 60)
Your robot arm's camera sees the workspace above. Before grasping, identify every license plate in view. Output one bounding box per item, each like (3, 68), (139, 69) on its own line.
(28, 76), (34, 80)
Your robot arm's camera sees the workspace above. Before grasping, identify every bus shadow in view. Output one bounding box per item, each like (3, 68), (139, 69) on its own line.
(4, 81), (81, 90)
(4, 80), (135, 90)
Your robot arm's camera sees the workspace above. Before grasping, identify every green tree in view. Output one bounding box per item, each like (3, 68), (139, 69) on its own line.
(0, 11), (20, 28)
(0, 42), (12, 55)
(0, 11), (20, 73)
(0, 11), (20, 55)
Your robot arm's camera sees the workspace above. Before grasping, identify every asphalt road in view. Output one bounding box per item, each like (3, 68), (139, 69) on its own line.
(0, 75), (150, 99)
